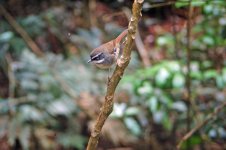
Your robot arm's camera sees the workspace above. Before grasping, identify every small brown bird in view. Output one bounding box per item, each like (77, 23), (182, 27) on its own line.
(88, 29), (127, 69)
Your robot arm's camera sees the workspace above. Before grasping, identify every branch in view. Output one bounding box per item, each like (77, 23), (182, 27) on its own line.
(177, 101), (226, 149)
(123, 7), (151, 67)
(5, 54), (15, 117)
(86, 0), (144, 149)
(135, 29), (151, 67)
(0, 5), (44, 57)
(5, 54), (15, 99)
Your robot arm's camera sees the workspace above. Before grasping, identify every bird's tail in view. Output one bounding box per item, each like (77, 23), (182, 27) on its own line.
(113, 29), (128, 46)
(113, 29), (127, 59)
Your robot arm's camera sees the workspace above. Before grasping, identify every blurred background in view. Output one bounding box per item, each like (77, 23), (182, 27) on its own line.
(0, 0), (226, 149)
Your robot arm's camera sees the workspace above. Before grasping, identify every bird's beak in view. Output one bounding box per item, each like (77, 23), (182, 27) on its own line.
(87, 59), (92, 63)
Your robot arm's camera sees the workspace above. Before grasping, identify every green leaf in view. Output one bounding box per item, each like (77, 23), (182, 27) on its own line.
(155, 68), (170, 87)
(124, 117), (141, 136)
(191, 0), (205, 7)
(47, 98), (76, 116)
(57, 134), (87, 150)
(111, 103), (126, 118)
(216, 75), (224, 89)
(167, 61), (181, 72)
(175, 0), (189, 8)
(175, 0), (205, 8)
(222, 68), (226, 83)
(181, 135), (202, 149)
(172, 101), (187, 112)
(208, 129), (217, 138)
(202, 61), (212, 68)
(204, 4), (213, 14)
(190, 71), (203, 80)
(153, 111), (163, 123)
(147, 96), (158, 113)
(160, 94), (173, 107)
(156, 35), (174, 46)
(18, 126), (31, 150)
(19, 105), (43, 122)
(137, 81), (153, 95)
(202, 35), (215, 46)
(21, 79), (39, 91)
(172, 73), (185, 88)
(0, 31), (14, 42)
(125, 107), (140, 116)
(162, 113), (172, 130)
(10, 37), (26, 54)
(20, 15), (45, 37)
(203, 70), (218, 80)
(145, 64), (162, 77)
(190, 61), (200, 72)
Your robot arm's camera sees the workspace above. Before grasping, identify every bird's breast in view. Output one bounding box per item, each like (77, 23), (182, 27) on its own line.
(95, 63), (112, 69)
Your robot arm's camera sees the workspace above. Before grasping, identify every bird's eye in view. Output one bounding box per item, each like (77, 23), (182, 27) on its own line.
(95, 56), (100, 60)
(97, 54), (103, 60)
(92, 53), (103, 61)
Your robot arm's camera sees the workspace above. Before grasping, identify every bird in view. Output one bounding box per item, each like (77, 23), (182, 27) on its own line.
(88, 29), (127, 69)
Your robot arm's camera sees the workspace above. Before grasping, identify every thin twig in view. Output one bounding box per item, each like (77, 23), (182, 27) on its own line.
(143, 1), (176, 9)
(5, 54), (15, 99)
(5, 54), (15, 116)
(135, 29), (151, 67)
(86, 0), (144, 149)
(123, 7), (151, 67)
(0, 5), (43, 57)
(177, 101), (226, 149)
(185, 0), (192, 148)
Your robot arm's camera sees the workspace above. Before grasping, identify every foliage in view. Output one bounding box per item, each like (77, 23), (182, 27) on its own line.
(121, 60), (226, 128)
(113, 0), (226, 148)
(0, 0), (226, 149)
(0, 50), (92, 149)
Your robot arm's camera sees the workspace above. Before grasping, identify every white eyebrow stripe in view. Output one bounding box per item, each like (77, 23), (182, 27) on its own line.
(91, 53), (102, 59)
